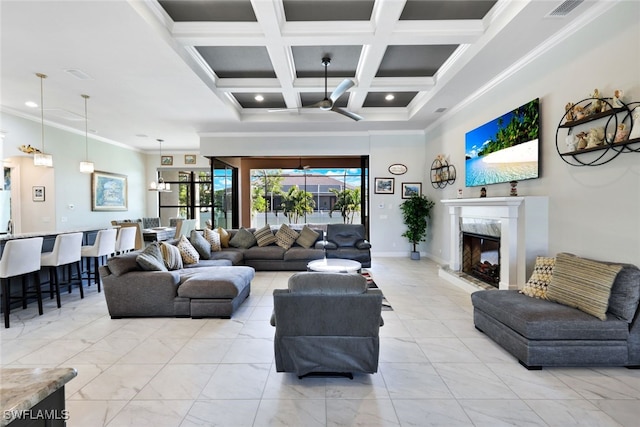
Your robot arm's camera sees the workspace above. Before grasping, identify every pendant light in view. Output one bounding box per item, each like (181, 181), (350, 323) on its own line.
(79, 94), (94, 173)
(148, 139), (171, 192)
(33, 73), (53, 167)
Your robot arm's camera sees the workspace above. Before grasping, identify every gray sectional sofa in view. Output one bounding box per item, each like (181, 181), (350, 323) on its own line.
(99, 253), (254, 319)
(472, 253), (640, 369)
(208, 224), (371, 270)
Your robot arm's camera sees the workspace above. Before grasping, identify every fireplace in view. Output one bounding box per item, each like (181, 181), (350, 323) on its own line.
(440, 197), (548, 290)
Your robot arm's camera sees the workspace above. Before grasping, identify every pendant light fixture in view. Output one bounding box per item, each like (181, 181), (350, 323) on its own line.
(79, 94), (94, 173)
(148, 139), (171, 192)
(33, 73), (53, 167)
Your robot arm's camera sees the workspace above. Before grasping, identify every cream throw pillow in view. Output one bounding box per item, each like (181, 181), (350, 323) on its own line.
(217, 227), (231, 248)
(177, 235), (200, 265)
(546, 252), (622, 320)
(204, 228), (221, 252)
(520, 256), (555, 299)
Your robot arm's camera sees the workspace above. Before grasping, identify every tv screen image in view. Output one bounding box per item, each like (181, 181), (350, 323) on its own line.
(465, 98), (540, 187)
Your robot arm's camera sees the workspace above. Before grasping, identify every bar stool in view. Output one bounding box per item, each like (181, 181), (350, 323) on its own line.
(114, 226), (137, 255)
(0, 237), (44, 328)
(81, 228), (117, 292)
(40, 232), (83, 306)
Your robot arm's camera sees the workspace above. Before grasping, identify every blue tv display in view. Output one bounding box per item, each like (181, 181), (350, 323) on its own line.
(465, 98), (540, 187)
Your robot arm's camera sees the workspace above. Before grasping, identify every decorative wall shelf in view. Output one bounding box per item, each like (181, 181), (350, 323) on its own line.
(430, 158), (456, 189)
(555, 97), (639, 166)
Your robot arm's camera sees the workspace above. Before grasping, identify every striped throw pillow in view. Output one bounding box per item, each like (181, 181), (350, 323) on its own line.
(275, 223), (299, 250)
(546, 253), (622, 320)
(160, 241), (183, 270)
(254, 224), (277, 247)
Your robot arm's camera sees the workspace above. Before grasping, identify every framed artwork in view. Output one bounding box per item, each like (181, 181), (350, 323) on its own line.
(388, 163), (407, 175)
(92, 171), (128, 211)
(401, 182), (422, 199)
(32, 186), (45, 202)
(161, 155), (173, 166)
(184, 154), (197, 165)
(374, 177), (394, 194)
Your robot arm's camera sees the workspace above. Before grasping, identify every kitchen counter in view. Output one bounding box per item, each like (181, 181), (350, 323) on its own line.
(0, 367), (76, 427)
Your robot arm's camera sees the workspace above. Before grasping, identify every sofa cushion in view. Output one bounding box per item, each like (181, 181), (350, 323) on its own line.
(288, 272), (367, 295)
(184, 259), (233, 268)
(204, 228), (221, 252)
(217, 227), (231, 248)
(546, 253), (622, 320)
(355, 240), (372, 249)
(177, 235), (200, 265)
(253, 224), (276, 247)
(243, 245), (286, 260)
(520, 256), (555, 300)
(229, 227), (257, 249)
(275, 224), (299, 250)
(210, 250), (245, 265)
(471, 290), (629, 340)
(136, 243), (167, 272)
(283, 247), (324, 262)
(189, 230), (211, 260)
(108, 252), (141, 276)
(177, 266), (255, 299)
(606, 264), (640, 323)
(327, 224), (365, 248)
(160, 241), (183, 270)
(295, 225), (320, 249)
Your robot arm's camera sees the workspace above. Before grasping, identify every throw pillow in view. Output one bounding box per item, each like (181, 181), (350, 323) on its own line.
(229, 227), (257, 249)
(606, 264), (640, 323)
(254, 224), (277, 247)
(160, 241), (183, 270)
(546, 252), (622, 320)
(189, 230), (211, 260)
(177, 235), (200, 265)
(136, 242), (167, 271)
(275, 223), (299, 250)
(217, 227), (231, 248)
(204, 228), (221, 252)
(520, 256), (555, 299)
(295, 225), (319, 249)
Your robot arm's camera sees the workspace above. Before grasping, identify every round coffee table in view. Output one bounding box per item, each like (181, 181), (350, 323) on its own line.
(307, 258), (362, 273)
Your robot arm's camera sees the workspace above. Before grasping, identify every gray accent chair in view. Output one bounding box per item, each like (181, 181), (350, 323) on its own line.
(270, 272), (383, 378)
(324, 224), (371, 268)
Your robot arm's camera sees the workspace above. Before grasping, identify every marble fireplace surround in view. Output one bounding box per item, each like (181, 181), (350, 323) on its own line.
(440, 197), (548, 290)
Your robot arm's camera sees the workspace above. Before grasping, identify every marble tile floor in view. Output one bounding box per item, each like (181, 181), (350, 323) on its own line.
(1, 257), (640, 426)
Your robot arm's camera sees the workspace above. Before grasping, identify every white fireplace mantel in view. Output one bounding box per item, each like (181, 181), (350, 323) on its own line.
(441, 196), (548, 290)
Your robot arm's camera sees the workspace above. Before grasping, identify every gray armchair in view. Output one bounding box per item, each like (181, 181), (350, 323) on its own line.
(270, 272), (383, 378)
(324, 224), (371, 267)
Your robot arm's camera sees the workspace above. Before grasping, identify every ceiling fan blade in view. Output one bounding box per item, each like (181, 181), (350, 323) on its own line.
(329, 79), (355, 103)
(331, 106), (363, 121)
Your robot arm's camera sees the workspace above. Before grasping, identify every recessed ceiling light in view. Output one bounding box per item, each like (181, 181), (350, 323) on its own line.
(255, 94), (264, 102)
(385, 94), (395, 101)
(25, 101), (38, 108)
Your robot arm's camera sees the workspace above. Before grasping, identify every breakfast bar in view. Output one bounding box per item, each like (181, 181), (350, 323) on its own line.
(0, 367), (77, 427)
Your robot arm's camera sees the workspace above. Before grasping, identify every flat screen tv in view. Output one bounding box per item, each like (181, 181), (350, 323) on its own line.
(465, 98), (540, 187)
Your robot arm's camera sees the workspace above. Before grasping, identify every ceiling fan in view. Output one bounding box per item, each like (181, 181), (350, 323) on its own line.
(270, 57), (363, 121)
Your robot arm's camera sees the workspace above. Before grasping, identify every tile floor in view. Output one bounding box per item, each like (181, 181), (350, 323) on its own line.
(1, 257), (640, 426)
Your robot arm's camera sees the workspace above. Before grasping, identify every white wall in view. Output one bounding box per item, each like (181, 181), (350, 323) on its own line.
(423, 1), (640, 266)
(1, 112), (148, 233)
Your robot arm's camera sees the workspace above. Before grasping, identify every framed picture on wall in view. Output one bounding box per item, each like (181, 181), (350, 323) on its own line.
(184, 154), (197, 165)
(401, 182), (422, 199)
(92, 171), (128, 211)
(161, 155), (173, 166)
(374, 177), (394, 194)
(32, 186), (45, 202)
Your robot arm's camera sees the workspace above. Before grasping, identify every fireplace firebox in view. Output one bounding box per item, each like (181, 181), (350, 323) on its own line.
(462, 232), (500, 287)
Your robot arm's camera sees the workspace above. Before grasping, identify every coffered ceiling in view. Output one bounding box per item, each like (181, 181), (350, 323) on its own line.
(0, 0), (607, 151)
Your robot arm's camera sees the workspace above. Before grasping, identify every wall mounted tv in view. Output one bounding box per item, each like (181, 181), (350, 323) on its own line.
(465, 98), (540, 187)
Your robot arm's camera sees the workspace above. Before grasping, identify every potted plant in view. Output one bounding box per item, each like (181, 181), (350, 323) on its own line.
(400, 194), (435, 260)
